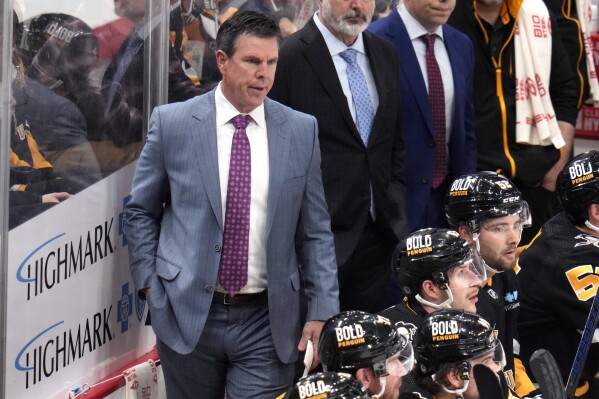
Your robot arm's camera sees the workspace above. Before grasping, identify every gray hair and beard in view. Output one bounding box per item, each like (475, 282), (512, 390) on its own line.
(320, 0), (374, 36)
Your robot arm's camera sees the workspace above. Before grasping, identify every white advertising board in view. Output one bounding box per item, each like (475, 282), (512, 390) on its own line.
(4, 163), (156, 399)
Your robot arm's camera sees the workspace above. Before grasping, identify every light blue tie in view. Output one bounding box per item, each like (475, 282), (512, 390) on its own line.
(340, 48), (376, 219)
(339, 48), (375, 146)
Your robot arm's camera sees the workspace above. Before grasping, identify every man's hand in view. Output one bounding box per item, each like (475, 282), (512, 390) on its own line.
(42, 192), (71, 203)
(542, 121), (575, 192)
(141, 288), (151, 299)
(298, 320), (324, 370)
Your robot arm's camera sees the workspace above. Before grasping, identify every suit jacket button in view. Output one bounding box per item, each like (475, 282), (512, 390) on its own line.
(214, 244), (221, 252)
(205, 285), (213, 293)
(422, 178), (429, 184)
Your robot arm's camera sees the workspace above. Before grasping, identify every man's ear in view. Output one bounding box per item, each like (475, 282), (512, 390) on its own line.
(421, 279), (441, 301)
(444, 368), (464, 389)
(589, 203), (599, 224)
(355, 368), (374, 390)
(458, 225), (475, 246)
(215, 50), (228, 73)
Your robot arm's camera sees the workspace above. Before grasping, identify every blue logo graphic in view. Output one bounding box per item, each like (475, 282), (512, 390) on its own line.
(504, 290), (518, 303)
(15, 321), (64, 371)
(16, 233), (66, 283)
(135, 291), (146, 322)
(118, 195), (132, 246)
(117, 283), (133, 333)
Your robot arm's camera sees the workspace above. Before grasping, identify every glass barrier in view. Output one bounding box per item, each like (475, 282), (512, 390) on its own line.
(1, 1), (317, 397)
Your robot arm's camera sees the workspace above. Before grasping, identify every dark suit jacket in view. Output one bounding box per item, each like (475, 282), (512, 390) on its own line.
(369, 9), (477, 231)
(101, 30), (203, 146)
(269, 19), (406, 265)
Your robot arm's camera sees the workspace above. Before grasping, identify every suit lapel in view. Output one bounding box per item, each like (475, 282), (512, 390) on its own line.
(388, 9), (434, 134)
(190, 93), (224, 230)
(264, 99), (290, 236)
(443, 26), (464, 123)
(299, 21), (364, 146)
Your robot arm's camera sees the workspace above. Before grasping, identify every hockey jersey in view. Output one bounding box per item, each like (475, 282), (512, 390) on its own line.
(518, 212), (599, 397)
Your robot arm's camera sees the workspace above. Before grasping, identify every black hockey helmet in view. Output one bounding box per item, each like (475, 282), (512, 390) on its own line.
(414, 309), (503, 380)
(319, 311), (411, 376)
(557, 150), (599, 225)
(394, 228), (485, 297)
(284, 372), (368, 399)
(445, 172), (531, 232)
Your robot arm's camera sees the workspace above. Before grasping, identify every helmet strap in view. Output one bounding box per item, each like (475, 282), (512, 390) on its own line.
(440, 379), (469, 399)
(584, 219), (599, 234)
(415, 289), (454, 310)
(370, 376), (387, 399)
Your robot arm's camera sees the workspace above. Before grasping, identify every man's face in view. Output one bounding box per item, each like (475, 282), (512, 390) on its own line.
(216, 34), (278, 114)
(114, 0), (146, 21)
(320, 0), (375, 37)
(404, 0), (456, 32)
(447, 263), (482, 313)
(478, 214), (522, 272)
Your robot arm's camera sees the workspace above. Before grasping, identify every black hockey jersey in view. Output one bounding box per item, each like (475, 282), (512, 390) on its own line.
(518, 212), (599, 396)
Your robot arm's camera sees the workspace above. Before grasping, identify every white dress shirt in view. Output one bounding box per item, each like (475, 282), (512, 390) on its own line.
(398, 2), (455, 146)
(313, 13), (380, 124)
(215, 84), (269, 293)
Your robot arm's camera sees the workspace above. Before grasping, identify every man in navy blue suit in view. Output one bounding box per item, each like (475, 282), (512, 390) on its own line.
(369, 0), (477, 232)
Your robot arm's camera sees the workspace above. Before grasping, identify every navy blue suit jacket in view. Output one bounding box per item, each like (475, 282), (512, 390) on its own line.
(369, 8), (477, 231)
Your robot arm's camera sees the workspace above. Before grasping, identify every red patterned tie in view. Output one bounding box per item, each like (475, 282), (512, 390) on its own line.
(423, 34), (446, 188)
(219, 114), (252, 296)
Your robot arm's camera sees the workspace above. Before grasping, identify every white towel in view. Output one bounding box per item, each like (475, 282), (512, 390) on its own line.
(515, 0), (565, 149)
(123, 359), (160, 399)
(575, 0), (599, 103)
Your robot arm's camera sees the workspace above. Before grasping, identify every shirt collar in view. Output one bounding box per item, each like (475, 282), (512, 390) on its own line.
(397, 3), (444, 41)
(313, 12), (367, 56)
(215, 83), (266, 128)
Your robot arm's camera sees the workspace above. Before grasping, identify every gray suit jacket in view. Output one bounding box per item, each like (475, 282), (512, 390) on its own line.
(124, 90), (339, 363)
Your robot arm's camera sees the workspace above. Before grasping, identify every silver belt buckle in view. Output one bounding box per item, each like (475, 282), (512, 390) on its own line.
(223, 293), (233, 305)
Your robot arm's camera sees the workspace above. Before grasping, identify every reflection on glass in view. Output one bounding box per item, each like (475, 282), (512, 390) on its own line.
(7, 0), (317, 229)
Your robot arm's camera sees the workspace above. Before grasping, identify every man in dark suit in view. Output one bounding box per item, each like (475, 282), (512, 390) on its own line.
(124, 11), (339, 398)
(101, 0), (202, 146)
(369, 0), (477, 232)
(269, 0), (406, 313)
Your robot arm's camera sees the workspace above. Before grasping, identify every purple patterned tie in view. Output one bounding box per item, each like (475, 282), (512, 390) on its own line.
(423, 34), (446, 188)
(218, 114), (252, 296)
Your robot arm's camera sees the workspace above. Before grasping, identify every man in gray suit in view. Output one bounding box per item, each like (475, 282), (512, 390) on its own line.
(124, 11), (339, 398)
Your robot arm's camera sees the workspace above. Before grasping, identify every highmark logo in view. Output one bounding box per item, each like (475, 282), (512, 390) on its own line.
(16, 220), (115, 301)
(15, 307), (113, 389)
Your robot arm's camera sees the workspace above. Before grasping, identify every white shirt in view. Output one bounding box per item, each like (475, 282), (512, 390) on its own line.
(215, 84), (269, 293)
(398, 3), (455, 146)
(313, 13), (380, 124)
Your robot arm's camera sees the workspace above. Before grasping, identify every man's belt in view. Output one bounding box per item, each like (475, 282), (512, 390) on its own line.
(212, 290), (267, 305)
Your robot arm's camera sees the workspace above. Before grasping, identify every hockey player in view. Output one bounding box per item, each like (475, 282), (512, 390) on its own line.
(281, 372), (369, 398)
(445, 172), (537, 397)
(378, 228), (487, 396)
(318, 311), (415, 399)
(517, 150), (599, 398)
(411, 309), (515, 399)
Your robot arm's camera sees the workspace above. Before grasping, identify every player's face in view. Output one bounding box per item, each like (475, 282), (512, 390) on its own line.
(446, 262), (484, 312)
(217, 34), (278, 114)
(319, 0), (375, 38)
(478, 214), (522, 272)
(404, 0), (456, 32)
